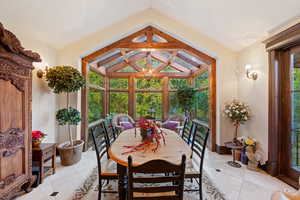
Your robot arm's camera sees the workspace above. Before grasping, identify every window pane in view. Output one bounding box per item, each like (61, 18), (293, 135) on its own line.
(88, 89), (103, 123)
(88, 71), (103, 87)
(109, 78), (128, 89)
(109, 92), (128, 114)
(169, 92), (184, 115)
(136, 79), (162, 90)
(195, 89), (209, 122)
(136, 93), (162, 119)
(292, 65), (300, 90)
(195, 71), (209, 88)
(169, 79), (188, 90)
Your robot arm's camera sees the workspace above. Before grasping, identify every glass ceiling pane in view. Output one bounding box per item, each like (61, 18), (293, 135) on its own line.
(102, 57), (124, 68)
(152, 34), (168, 43)
(173, 57), (196, 70)
(161, 66), (180, 72)
(132, 35), (147, 43)
(117, 66), (137, 72)
(96, 49), (120, 64)
(178, 50), (206, 65)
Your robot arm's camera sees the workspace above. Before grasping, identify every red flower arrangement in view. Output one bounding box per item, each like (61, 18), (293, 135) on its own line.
(32, 130), (46, 142)
(122, 118), (166, 154)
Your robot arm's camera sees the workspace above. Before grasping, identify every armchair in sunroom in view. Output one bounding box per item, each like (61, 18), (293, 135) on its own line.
(112, 113), (136, 132)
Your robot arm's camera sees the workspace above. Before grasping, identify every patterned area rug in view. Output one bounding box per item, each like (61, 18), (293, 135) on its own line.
(73, 167), (225, 200)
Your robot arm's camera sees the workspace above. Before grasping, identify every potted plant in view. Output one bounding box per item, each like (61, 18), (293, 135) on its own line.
(223, 100), (251, 143)
(32, 130), (47, 147)
(175, 85), (197, 118)
(45, 66), (85, 166)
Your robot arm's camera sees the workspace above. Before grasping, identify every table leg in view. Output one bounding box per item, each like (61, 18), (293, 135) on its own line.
(40, 158), (44, 183)
(117, 163), (126, 200)
(227, 149), (242, 168)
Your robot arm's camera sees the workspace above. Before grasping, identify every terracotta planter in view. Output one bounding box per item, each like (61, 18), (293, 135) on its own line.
(57, 140), (84, 166)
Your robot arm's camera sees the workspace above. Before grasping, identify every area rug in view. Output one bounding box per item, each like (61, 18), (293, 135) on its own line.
(73, 167), (225, 200)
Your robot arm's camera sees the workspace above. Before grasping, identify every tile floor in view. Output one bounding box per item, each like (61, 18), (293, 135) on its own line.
(17, 150), (296, 200)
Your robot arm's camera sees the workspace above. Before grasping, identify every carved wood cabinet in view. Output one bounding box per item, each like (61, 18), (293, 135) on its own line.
(0, 23), (41, 199)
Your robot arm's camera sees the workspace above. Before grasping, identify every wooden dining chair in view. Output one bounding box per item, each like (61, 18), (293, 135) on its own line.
(90, 120), (119, 200)
(181, 118), (196, 145)
(103, 118), (118, 148)
(185, 120), (210, 200)
(127, 155), (186, 200)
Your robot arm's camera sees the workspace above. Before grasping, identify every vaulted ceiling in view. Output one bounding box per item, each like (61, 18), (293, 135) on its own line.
(1, 0), (300, 51)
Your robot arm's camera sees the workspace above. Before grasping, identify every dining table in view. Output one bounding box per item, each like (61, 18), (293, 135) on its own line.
(108, 127), (192, 200)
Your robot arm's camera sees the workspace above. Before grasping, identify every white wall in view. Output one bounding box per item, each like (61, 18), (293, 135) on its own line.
(57, 8), (238, 146)
(3, 23), (58, 143)
(237, 42), (268, 161)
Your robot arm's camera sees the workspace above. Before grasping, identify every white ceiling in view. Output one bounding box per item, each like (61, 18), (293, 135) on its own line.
(1, 0), (300, 51)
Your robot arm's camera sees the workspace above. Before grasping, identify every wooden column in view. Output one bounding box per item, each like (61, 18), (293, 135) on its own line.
(81, 61), (89, 150)
(128, 76), (135, 118)
(210, 61), (216, 152)
(104, 77), (109, 115)
(162, 77), (169, 121)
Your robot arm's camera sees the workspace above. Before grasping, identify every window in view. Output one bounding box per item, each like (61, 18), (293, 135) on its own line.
(169, 92), (183, 115)
(88, 89), (103, 123)
(169, 79), (188, 90)
(88, 71), (104, 87)
(109, 92), (128, 114)
(109, 78), (128, 89)
(195, 90), (209, 122)
(195, 71), (209, 88)
(136, 92), (162, 119)
(136, 79), (162, 90)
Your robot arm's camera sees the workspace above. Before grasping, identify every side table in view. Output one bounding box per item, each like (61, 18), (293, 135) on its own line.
(224, 142), (243, 168)
(32, 143), (56, 183)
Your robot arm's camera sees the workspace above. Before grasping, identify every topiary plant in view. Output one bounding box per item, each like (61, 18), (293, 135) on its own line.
(175, 85), (197, 117)
(46, 66), (85, 146)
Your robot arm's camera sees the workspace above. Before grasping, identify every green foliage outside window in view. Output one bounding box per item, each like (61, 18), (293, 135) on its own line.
(169, 79), (188, 90)
(89, 71), (104, 86)
(88, 89), (103, 123)
(110, 78), (128, 89)
(109, 92), (128, 114)
(136, 93), (162, 118)
(195, 71), (209, 88)
(136, 79), (161, 90)
(169, 92), (183, 115)
(195, 89), (209, 122)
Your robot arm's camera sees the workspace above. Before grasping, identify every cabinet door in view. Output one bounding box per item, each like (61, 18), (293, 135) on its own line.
(0, 79), (29, 192)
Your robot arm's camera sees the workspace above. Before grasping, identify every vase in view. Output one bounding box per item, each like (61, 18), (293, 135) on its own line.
(241, 146), (248, 165)
(32, 140), (41, 147)
(140, 128), (148, 142)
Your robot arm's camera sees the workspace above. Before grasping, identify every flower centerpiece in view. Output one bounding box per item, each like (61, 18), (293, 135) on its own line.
(122, 118), (166, 154)
(32, 130), (46, 147)
(223, 100), (251, 143)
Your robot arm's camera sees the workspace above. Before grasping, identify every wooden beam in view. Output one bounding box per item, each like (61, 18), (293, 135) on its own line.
(162, 77), (169, 120)
(151, 52), (190, 73)
(116, 42), (183, 49)
(192, 65), (209, 77)
(106, 52), (147, 73)
(97, 52), (122, 67)
(121, 49), (129, 62)
(153, 63), (169, 73)
(106, 71), (191, 78)
(147, 53), (152, 71)
(128, 76), (135, 118)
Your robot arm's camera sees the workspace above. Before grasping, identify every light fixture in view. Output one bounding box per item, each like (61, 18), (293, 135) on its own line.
(245, 64), (258, 80)
(36, 66), (48, 79)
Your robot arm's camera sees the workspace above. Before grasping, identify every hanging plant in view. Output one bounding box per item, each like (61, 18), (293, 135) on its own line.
(175, 85), (197, 117)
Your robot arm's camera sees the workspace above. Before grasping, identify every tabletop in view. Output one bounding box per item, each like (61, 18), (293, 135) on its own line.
(108, 128), (192, 166)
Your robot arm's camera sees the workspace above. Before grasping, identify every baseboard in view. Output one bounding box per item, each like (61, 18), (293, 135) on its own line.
(215, 144), (231, 155)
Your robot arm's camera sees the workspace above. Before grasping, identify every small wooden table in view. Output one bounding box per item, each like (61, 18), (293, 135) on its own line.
(32, 143), (56, 183)
(109, 128), (191, 200)
(224, 142), (243, 168)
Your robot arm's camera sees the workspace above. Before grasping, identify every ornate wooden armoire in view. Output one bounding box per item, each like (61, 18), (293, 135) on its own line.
(0, 23), (41, 199)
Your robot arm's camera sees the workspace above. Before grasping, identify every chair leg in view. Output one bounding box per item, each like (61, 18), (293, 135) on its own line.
(199, 180), (202, 200)
(98, 179), (102, 200)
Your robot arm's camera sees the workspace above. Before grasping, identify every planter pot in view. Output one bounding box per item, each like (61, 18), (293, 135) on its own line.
(234, 149), (241, 161)
(57, 140), (84, 166)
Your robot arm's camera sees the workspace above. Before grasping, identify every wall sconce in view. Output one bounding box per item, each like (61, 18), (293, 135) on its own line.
(36, 66), (48, 79)
(245, 64), (258, 80)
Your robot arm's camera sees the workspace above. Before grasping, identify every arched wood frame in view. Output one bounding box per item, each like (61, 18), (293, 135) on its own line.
(81, 26), (216, 152)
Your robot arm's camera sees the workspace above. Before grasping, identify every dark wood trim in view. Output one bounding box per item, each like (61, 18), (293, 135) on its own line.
(266, 22), (300, 187)
(264, 23), (300, 50)
(215, 144), (231, 155)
